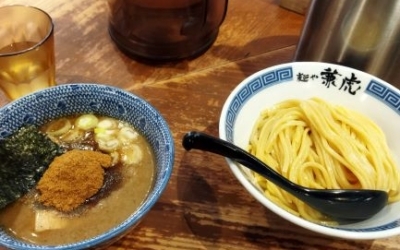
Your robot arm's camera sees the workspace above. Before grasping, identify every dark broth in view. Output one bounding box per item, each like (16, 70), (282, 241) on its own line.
(0, 115), (155, 245)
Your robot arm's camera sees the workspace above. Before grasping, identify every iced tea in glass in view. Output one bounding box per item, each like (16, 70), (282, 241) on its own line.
(0, 5), (55, 100)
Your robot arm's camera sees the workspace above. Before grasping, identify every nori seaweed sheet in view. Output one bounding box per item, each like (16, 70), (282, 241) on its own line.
(0, 125), (63, 209)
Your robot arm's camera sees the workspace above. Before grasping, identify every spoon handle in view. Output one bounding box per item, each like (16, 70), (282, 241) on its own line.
(182, 131), (302, 194)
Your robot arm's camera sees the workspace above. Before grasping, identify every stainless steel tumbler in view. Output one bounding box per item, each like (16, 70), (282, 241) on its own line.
(294, 0), (400, 86)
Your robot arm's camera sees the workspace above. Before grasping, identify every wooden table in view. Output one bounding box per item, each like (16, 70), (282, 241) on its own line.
(1, 0), (400, 249)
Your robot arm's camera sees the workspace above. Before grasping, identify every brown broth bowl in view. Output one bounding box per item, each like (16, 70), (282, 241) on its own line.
(0, 83), (174, 249)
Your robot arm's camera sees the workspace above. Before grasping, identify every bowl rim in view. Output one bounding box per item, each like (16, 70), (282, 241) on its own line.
(0, 83), (175, 249)
(218, 61), (400, 240)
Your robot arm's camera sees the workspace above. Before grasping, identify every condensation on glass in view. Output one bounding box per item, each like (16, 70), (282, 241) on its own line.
(0, 5), (55, 100)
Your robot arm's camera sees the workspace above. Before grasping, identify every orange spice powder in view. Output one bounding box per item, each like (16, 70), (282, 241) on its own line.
(37, 149), (112, 212)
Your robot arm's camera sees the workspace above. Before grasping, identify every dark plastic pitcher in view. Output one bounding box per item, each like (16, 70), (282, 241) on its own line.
(108, 0), (228, 61)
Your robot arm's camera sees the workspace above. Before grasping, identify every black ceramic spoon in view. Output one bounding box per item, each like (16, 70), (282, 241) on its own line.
(182, 131), (388, 221)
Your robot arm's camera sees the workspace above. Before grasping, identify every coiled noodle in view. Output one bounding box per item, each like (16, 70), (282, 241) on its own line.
(248, 98), (400, 223)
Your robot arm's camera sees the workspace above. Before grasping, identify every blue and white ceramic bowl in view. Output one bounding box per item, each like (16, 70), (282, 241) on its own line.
(0, 83), (174, 249)
(219, 62), (400, 240)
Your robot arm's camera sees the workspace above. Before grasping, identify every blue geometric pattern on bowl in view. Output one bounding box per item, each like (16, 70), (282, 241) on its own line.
(366, 80), (400, 113)
(330, 220), (400, 232)
(223, 65), (400, 233)
(0, 83), (175, 250)
(225, 66), (293, 142)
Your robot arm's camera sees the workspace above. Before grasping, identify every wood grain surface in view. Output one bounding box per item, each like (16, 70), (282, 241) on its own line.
(0, 0), (399, 249)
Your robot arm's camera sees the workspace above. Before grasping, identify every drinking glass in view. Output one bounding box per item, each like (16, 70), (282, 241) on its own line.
(0, 5), (55, 100)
